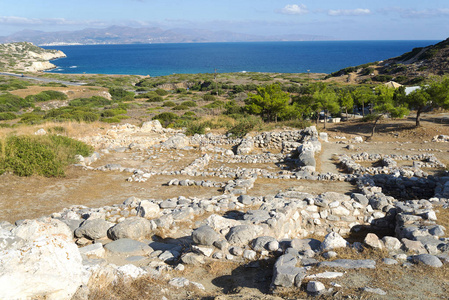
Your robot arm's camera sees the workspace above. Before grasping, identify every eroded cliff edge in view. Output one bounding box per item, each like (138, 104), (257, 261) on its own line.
(0, 41), (66, 72)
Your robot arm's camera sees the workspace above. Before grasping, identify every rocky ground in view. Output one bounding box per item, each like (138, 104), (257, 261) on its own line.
(1, 114), (449, 299)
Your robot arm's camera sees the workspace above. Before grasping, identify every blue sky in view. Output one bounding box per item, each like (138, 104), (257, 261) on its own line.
(0, 0), (448, 40)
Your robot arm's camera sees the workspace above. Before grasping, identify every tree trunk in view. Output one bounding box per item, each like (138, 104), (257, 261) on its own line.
(371, 115), (383, 137)
(416, 108), (422, 127)
(324, 110), (327, 129)
(362, 101), (365, 117)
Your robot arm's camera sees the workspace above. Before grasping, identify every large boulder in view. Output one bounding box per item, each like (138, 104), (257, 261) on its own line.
(192, 225), (222, 246)
(12, 218), (73, 241)
(226, 225), (264, 245)
(320, 232), (349, 251)
(0, 220), (85, 300)
(141, 120), (163, 132)
(107, 217), (155, 241)
(162, 134), (189, 149)
(136, 200), (161, 219)
(74, 218), (114, 240)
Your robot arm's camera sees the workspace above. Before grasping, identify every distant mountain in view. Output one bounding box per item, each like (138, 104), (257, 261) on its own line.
(0, 26), (333, 45)
(328, 38), (449, 85)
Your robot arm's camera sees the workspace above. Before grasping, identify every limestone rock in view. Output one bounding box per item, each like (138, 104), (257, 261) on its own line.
(192, 225), (222, 246)
(364, 233), (383, 249)
(104, 238), (152, 256)
(319, 259), (376, 269)
(226, 225), (263, 245)
(162, 134), (189, 149)
(0, 235), (85, 300)
(136, 200), (161, 219)
(74, 218), (113, 240)
(307, 281), (326, 294)
(107, 217), (155, 240)
(320, 232), (348, 251)
(411, 254), (443, 267)
(12, 218), (73, 242)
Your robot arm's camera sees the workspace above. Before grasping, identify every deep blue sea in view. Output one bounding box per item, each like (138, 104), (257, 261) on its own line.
(43, 40), (439, 76)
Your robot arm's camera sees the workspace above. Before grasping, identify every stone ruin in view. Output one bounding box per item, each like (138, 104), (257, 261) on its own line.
(1, 121), (449, 299)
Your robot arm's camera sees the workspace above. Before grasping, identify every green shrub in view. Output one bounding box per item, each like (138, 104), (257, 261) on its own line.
(182, 100), (197, 107)
(227, 116), (262, 138)
(183, 111), (196, 117)
(172, 104), (190, 110)
(0, 135), (92, 177)
(152, 112), (179, 127)
(69, 96), (111, 107)
(146, 95), (164, 103)
(163, 101), (176, 107)
(44, 107), (99, 123)
(25, 90), (68, 102)
(185, 122), (206, 136)
(202, 94), (216, 101)
(204, 100), (225, 109)
(0, 93), (33, 112)
(155, 89), (168, 96)
(20, 113), (44, 125)
(175, 88), (187, 94)
(101, 108), (127, 117)
(109, 87), (134, 101)
(0, 112), (17, 120)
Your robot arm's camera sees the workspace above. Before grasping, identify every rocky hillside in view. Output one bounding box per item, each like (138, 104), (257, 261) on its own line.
(0, 42), (66, 72)
(329, 38), (449, 85)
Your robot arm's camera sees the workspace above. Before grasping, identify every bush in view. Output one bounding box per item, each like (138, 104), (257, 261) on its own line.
(69, 96), (111, 107)
(172, 104), (190, 110)
(101, 108), (127, 117)
(163, 101), (176, 107)
(227, 116), (262, 138)
(44, 107), (99, 123)
(25, 90), (68, 102)
(19, 113), (44, 125)
(202, 94), (216, 101)
(0, 112), (17, 120)
(146, 95), (164, 103)
(204, 100), (225, 109)
(152, 112), (179, 126)
(109, 87), (134, 101)
(182, 100), (197, 107)
(0, 135), (92, 177)
(0, 93), (33, 112)
(175, 88), (187, 94)
(185, 122), (207, 136)
(155, 89), (168, 96)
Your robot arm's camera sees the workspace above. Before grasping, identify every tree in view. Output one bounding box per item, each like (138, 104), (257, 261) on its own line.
(338, 89), (354, 118)
(352, 86), (376, 117)
(426, 76), (449, 110)
(405, 88), (431, 127)
(312, 86), (339, 129)
(244, 84), (290, 122)
(369, 85), (409, 137)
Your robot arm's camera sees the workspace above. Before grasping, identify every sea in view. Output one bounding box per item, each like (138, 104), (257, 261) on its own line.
(43, 40), (440, 77)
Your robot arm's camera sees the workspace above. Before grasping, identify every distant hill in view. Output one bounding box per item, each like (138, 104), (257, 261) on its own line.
(0, 42), (66, 72)
(328, 38), (449, 85)
(0, 26), (333, 46)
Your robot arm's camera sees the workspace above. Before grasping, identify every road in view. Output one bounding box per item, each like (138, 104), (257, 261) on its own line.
(0, 72), (86, 86)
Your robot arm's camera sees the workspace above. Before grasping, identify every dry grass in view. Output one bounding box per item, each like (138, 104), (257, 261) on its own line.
(9, 85), (109, 100)
(0, 120), (107, 139)
(436, 207), (449, 238)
